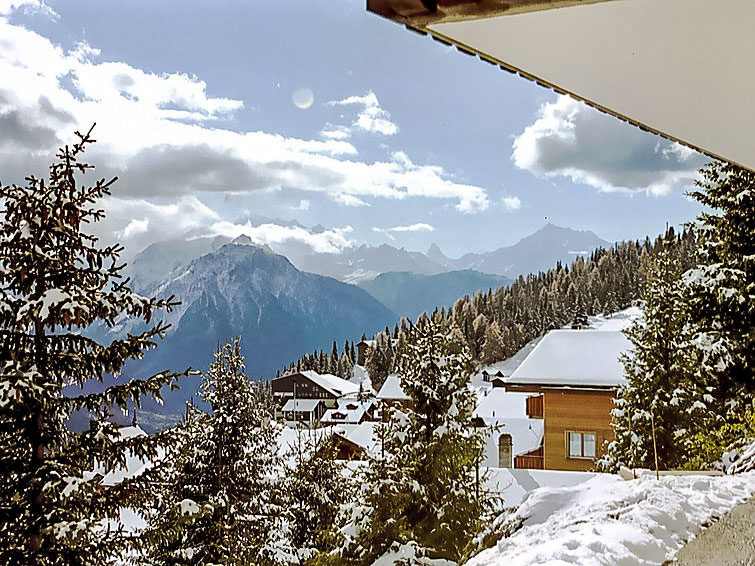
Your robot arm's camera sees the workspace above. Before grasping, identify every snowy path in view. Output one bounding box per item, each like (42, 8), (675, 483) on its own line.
(672, 496), (755, 565)
(468, 472), (755, 566)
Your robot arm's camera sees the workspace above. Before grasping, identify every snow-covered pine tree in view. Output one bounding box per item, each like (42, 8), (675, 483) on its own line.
(571, 296), (589, 329)
(603, 246), (710, 471)
(143, 338), (292, 566)
(684, 162), (754, 397)
(0, 127), (194, 565)
(365, 332), (392, 393)
(351, 319), (488, 564)
(284, 432), (351, 563)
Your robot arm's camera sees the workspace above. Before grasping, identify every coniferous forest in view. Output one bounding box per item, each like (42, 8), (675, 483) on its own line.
(1, 130), (752, 565)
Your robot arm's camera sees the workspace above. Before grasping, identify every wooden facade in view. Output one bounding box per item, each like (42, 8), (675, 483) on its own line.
(515, 445), (544, 470)
(542, 389), (615, 471)
(271, 372), (339, 409)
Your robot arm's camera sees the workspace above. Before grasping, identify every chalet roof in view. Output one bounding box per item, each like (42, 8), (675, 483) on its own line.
(333, 421), (380, 457)
(282, 398), (323, 412)
(508, 330), (630, 388)
(322, 398), (373, 424)
(299, 370), (359, 398)
(376, 374), (409, 400)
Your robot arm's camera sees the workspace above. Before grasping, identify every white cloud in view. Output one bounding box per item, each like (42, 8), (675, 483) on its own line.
(332, 193), (369, 207)
(502, 196), (521, 211)
(512, 95), (706, 195)
(292, 199), (310, 211)
(0, 0), (57, 19)
(92, 195), (221, 258)
(117, 217), (149, 239)
(373, 223), (435, 234)
(0, 20), (490, 242)
(320, 124), (351, 141)
(329, 91), (398, 136)
(209, 220), (354, 254)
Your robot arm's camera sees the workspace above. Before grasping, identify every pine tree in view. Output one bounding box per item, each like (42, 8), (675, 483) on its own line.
(350, 320), (488, 564)
(480, 320), (505, 365)
(143, 338), (292, 565)
(0, 128), (193, 565)
(603, 248), (708, 471)
(685, 161), (754, 396)
(571, 296), (589, 329)
(284, 433), (351, 563)
(365, 332), (392, 393)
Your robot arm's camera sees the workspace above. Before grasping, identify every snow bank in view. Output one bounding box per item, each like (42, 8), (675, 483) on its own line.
(726, 439), (755, 474)
(469, 472), (755, 566)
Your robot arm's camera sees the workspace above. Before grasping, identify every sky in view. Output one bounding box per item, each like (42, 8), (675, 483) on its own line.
(0, 0), (707, 260)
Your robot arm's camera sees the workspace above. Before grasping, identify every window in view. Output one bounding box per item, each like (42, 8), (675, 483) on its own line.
(567, 432), (596, 459)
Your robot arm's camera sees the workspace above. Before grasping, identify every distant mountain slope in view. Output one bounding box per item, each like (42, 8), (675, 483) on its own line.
(446, 223), (611, 277)
(122, 241), (396, 423)
(358, 270), (512, 320)
(125, 235), (231, 293)
(291, 243), (445, 284)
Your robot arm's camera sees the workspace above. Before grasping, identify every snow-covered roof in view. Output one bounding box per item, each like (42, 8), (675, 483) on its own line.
(508, 329), (631, 388)
(299, 370), (359, 398)
(474, 389), (531, 420)
(322, 398), (373, 424)
(333, 421), (380, 457)
(281, 398), (323, 412)
(477, 334), (545, 380)
(376, 374), (409, 400)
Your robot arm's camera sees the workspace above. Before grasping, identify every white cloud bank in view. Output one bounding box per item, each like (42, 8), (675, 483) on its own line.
(512, 95), (706, 195)
(210, 220), (353, 255)
(0, 21), (490, 252)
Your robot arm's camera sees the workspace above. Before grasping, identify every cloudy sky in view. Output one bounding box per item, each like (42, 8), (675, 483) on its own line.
(0, 0), (707, 259)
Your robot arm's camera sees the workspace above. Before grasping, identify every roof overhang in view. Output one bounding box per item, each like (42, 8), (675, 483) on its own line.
(367, 0), (755, 171)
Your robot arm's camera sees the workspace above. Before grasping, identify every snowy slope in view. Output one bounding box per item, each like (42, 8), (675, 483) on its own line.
(469, 472), (755, 566)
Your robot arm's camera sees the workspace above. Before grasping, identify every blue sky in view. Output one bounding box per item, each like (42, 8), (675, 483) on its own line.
(0, 0), (706, 259)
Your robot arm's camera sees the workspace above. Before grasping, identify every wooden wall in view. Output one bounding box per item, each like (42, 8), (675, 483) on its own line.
(543, 389), (615, 471)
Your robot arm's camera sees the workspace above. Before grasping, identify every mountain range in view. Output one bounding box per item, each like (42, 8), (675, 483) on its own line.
(112, 223), (612, 428)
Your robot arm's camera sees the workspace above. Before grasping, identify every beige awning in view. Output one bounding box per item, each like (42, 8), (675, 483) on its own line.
(368, 0), (755, 171)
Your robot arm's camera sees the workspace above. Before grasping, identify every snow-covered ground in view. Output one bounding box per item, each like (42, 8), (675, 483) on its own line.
(582, 305), (643, 331)
(469, 472), (755, 566)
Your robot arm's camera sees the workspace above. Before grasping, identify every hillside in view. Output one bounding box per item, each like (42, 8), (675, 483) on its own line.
(358, 270), (512, 320)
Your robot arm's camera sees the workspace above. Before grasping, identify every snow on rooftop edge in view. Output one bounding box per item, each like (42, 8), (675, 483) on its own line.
(508, 330), (631, 388)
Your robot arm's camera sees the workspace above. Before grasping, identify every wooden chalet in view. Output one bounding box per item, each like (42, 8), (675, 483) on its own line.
(505, 330), (631, 471)
(271, 370), (359, 424)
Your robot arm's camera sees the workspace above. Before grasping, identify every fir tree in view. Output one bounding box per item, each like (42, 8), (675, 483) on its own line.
(0, 128), (193, 565)
(143, 338), (292, 565)
(284, 433), (351, 563)
(365, 332), (392, 393)
(350, 320), (488, 564)
(480, 320), (505, 365)
(685, 161), (754, 396)
(571, 296), (589, 329)
(603, 248), (708, 470)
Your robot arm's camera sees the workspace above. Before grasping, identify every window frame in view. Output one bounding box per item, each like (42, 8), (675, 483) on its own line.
(565, 430), (597, 460)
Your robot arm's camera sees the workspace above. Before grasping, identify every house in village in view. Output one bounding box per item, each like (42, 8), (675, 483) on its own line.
(321, 397), (376, 425)
(271, 370), (359, 426)
(472, 388), (544, 469)
(504, 329), (631, 471)
(375, 374), (411, 420)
